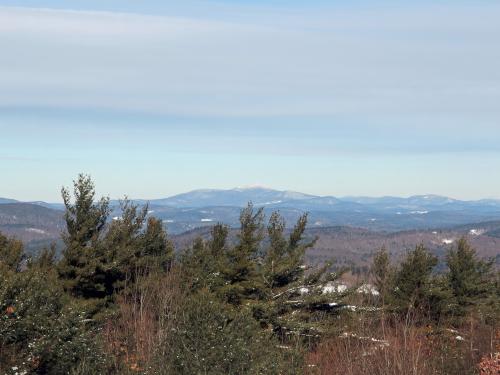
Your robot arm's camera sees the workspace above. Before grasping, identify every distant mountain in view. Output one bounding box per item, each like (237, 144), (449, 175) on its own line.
(2, 189), (500, 241)
(0, 197), (18, 204)
(339, 195), (500, 212)
(27, 201), (66, 210)
(0, 198), (64, 210)
(0, 203), (64, 242)
(1, 192), (500, 268)
(340, 195), (458, 208)
(149, 187), (316, 208)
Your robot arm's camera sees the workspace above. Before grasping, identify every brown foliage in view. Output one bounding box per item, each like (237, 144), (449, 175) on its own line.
(479, 352), (500, 375)
(478, 329), (500, 375)
(103, 268), (185, 373)
(306, 314), (498, 375)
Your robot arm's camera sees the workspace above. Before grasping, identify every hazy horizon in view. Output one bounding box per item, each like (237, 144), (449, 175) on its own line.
(1, 0), (499, 201)
(2, 183), (500, 204)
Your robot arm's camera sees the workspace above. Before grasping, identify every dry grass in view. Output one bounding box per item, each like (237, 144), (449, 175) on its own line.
(103, 268), (185, 373)
(306, 313), (498, 375)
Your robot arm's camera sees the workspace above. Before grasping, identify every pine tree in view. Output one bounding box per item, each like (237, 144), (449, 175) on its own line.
(0, 265), (108, 374)
(221, 203), (265, 304)
(30, 243), (57, 270)
(446, 238), (494, 316)
(391, 244), (438, 316)
(103, 199), (148, 287)
(180, 206), (351, 345)
(263, 212), (314, 290)
(0, 231), (23, 273)
(100, 199), (175, 294)
(58, 174), (111, 298)
(371, 247), (392, 305)
(138, 216), (174, 272)
(161, 289), (303, 375)
(180, 223), (228, 292)
(257, 211), (352, 343)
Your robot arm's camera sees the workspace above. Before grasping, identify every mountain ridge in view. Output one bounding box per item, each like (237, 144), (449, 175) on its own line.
(3, 188), (499, 210)
(2, 188), (500, 238)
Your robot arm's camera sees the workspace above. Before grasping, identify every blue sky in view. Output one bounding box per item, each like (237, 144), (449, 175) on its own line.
(1, 0), (499, 201)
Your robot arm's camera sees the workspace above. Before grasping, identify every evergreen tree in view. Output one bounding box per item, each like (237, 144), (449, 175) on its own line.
(0, 265), (108, 374)
(446, 238), (494, 316)
(209, 222), (229, 258)
(30, 243), (57, 270)
(101, 199), (148, 291)
(263, 212), (314, 290)
(58, 174), (111, 298)
(257, 211), (350, 343)
(179, 206), (345, 344)
(160, 289), (302, 375)
(139, 216), (174, 272)
(391, 244), (438, 315)
(371, 247), (392, 305)
(0, 231), (23, 273)
(180, 223), (228, 292)
(221, 203), (264, 304)
(99, 198), (174, 293)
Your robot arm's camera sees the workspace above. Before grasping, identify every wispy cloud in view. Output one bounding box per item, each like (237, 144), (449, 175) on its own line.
(0, 4), (499, 122)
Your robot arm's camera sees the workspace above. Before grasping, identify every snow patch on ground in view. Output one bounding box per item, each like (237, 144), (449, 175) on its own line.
(26, 228), (47, 235)
(259, 200), (282, 205)
(322, 283), (348, 294)
(469, 229), (485, 236)
(299, 287), (310, 295)
(357, 284), (380, 296)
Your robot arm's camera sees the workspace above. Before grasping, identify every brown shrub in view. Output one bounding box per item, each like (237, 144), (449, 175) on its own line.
(306, 313), (498, 375)
(103, 268), (185, 373)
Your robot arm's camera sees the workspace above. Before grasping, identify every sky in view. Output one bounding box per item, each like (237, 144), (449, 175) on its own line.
(1, 0), (499, 202)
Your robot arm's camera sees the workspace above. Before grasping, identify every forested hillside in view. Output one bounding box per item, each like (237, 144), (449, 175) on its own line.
(1, 175), (499, 374)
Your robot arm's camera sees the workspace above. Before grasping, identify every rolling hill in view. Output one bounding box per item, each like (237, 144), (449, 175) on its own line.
(1, 188), (500, 264)
(0, 202), (64, 242)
